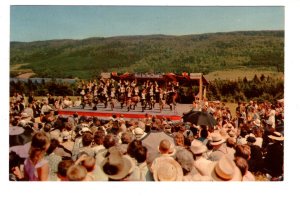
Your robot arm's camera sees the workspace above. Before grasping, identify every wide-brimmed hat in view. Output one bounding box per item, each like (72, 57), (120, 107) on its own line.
(100, 146), (134, 180)
(228, 130), (236, 138)
(190, 140), (208, 155)
(20, 112), (31, 119)
(210, 132), (226, 146)
(268, 131), (284, 141)
(211, 156), (242, 181)
(152, 157), (183, 181)
(253, 119), (261, 127)
(133, 127), (147, 140)
(79, 127), (92, 135)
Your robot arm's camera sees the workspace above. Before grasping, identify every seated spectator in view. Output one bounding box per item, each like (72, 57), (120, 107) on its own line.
(152, 156), (183, 181)
(210, 155), (242, 181)
(57, 160), (74, 181)
(234, 156), (255, 181)
(175, 148), (212, 181)
(101, 147), (136, 181)
(67, 164), (88, 181)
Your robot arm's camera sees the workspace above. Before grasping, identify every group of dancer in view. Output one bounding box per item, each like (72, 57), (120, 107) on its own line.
(77, 77), (179, 112)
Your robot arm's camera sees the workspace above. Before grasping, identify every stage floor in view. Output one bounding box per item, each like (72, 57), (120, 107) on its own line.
(59, 103), (193, 121)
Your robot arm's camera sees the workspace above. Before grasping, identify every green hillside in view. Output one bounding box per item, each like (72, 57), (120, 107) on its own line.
(10, 30), (284, 79)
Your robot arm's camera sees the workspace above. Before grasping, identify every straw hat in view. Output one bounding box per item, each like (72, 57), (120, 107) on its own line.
(79, 127), (92, 135)
(210, 132), (226, 146)
(100, 147), (134, 180)
(190, 140), (208, 155)
(211, 156), (242, 181)
(152, 157), (183, 181)
(133, 127), (147, 140)
(268, 131), (284, 141)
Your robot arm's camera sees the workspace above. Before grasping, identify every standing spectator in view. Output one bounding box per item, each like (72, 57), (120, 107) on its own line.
(208, 131), (235, 161)
(264, 131), (284, 180)
(24, 132), (50, 181)
(45, 139), (62, 181)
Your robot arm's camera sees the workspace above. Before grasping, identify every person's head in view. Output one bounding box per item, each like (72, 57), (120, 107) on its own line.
(103, 134), (118, 149)
(226, 137), (236, 148)
(81, 156), (96, 172)
(93, 130), (105, 145)
(159, 139), (171, 154)
(175, 149), (194, 175)
(200, 129), (208, 139)
(127, 139), (143, 158)
(174, 132), (185, 147)
(235, 144), (251, 160)
(121, 131), (133, 144)
(234, 156), (249, 177)
(67, 165), (87, 181)
(57, 160), (74, 181)
(82, 132), (93, 147)
(9, 151), (24, 174)
(29, 132), (50, 163)
(43, 123), (52, 132)
(134, 145), (148, 163)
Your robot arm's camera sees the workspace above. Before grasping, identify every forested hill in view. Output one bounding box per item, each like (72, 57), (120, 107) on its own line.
(10, 30), (284, 79)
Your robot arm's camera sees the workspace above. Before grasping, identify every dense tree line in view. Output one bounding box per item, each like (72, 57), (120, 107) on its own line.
(206, 74), (284, 103)
(10, 79), (77, 97)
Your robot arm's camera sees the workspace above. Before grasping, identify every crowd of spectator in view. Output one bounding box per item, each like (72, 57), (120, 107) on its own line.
(9, 82), (284, 181)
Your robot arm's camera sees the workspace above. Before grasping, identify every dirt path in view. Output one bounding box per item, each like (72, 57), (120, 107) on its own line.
(16, 72), (36, 78)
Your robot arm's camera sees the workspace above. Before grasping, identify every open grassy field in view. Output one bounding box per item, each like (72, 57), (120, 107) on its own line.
(205, 67), (284, 81)
(10, 63), (36, 78)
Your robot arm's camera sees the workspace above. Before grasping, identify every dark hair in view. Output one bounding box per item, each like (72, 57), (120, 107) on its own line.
(235, 144), (251, 160)
(53, 119), (64, 130)
(94, 130), (105, 145)
(103, 134), (117, 149)
(127, 139), (143, 158)
(82, 132), (93, 147)
(134, 146), (147, 163)
(31, 132), (50, 150)
(246, 136), (256, 144)
(206, 140), (213, 150)
(190, 126), (198, 136)
(46, 139), (60, 155)
(9, 151), (24, 173)
(200, 129), (208, 139)
(43, 123), (52, 132)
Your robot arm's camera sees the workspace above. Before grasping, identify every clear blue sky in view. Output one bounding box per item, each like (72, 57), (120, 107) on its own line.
(10, 6), (284, 42)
